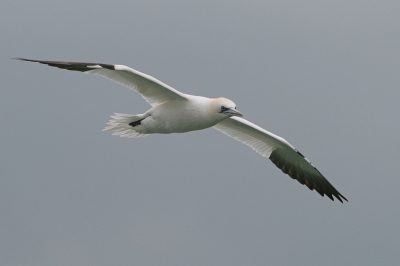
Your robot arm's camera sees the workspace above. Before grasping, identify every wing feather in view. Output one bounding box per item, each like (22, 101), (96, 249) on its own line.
(214, 116), (347, 202)
(13, 58), (187, 106)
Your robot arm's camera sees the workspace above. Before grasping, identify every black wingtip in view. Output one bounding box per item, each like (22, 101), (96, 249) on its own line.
(331, 192), (348, 203)
(337, 193), (348, 203)
(12, 58), (45, 63)
(11, 57), (27, 61)
(12, 58), (39, 63)
(12, 58), (116, 72)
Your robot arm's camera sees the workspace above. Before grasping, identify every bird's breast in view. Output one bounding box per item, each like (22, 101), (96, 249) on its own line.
(141, 100), (219, 134)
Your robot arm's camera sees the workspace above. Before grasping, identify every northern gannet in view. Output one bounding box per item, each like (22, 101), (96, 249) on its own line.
(14, 58), (347, 203)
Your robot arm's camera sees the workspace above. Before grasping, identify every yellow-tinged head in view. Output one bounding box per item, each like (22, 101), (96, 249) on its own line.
(209, 97), (243, 118)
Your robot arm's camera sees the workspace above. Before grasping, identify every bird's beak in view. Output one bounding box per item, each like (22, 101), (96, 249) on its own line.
(223, 108), (243, 117)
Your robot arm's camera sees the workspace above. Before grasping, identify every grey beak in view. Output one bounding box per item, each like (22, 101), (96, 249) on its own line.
(223, 108), (243, 117)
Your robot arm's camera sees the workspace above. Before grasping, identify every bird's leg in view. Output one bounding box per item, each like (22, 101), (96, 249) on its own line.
(129, 117), (146, 127)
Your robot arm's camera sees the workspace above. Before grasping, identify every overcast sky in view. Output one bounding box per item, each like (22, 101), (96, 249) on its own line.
(1, 1), (400, 265)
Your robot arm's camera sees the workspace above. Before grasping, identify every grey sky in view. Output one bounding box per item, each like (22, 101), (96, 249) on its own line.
(1, 1), (399, 265)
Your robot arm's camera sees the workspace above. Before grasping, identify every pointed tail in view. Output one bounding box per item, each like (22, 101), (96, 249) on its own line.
(103, 113), (148, 138)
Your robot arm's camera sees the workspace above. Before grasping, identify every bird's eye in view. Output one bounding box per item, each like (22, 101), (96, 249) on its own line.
(221, 106), (228, 112)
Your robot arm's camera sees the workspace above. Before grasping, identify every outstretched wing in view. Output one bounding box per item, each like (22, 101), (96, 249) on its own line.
(14, 58), (188, 106)
(214, 116), (347, 202)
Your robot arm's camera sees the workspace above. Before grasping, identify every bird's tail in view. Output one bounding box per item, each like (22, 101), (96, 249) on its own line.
(103, 113), (148, 138)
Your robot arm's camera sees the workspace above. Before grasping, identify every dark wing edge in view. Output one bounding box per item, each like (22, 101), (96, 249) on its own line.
(12, 58), (115, 72)
(214, 116), (348, 203)
(269, 148), (348, 203)
(12, 57), (189, 106)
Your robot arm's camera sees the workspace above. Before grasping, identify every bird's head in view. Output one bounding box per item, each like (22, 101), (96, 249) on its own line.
(209, 97), (243, 118)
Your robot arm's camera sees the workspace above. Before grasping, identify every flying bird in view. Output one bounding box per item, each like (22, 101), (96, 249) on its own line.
(14, 58), (347, 203)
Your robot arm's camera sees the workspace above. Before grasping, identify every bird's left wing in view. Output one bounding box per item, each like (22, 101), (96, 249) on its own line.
(213, 116), (347, 202)
(13, 58), (188, 106)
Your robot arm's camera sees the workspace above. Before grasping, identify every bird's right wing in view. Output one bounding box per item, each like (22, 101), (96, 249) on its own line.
(14, 58), (188, 107)
(214, 116), (347, 202)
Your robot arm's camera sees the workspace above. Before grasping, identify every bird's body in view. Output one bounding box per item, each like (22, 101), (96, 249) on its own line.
(14, 58), (348, 203)
(131, 96), (225, 134)
(103, 95), (238, 137)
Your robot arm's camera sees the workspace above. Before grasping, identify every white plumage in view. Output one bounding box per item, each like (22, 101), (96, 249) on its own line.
(14, 58), (347, 203)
